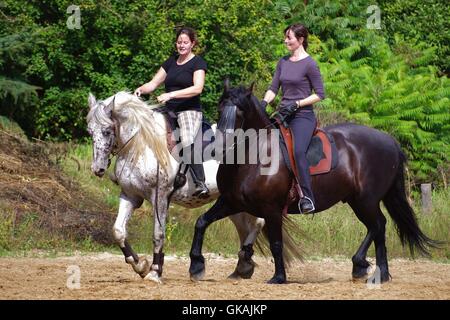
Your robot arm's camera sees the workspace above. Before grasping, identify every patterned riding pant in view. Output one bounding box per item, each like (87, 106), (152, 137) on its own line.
(177, 110), (203, 148)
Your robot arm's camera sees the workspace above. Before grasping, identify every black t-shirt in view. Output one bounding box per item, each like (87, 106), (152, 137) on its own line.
(161, 55), (207, 113)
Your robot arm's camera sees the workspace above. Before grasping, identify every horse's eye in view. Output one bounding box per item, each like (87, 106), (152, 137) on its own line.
(102, 129), (113, 136)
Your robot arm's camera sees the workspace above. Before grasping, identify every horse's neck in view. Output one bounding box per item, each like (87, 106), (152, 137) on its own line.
(115, 111), (166, 144)
(116, 121), (135, 145)
(244, 106), (273, 131)
(240, 103), (282, 172)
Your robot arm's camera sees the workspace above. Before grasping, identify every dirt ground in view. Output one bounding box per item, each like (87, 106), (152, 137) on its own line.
(0, 253), (448, 300)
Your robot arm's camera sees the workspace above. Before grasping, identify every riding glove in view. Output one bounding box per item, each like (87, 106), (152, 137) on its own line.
(260, 100), (268, 110)
(272, 103), (298, 127)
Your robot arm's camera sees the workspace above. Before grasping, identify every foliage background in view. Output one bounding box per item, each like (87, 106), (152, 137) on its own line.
(1, 0), (449, 185)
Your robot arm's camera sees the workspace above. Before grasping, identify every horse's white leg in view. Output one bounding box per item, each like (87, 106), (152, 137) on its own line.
(113, 193), (150, 278)
(144, 189), (168, 284)
(228, 213), (265, 279)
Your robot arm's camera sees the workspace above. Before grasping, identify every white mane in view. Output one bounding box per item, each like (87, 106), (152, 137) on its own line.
(88, 91), (170, 171)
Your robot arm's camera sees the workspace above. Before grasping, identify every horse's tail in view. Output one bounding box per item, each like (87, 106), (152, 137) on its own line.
(382, 149), (441, 257)
(256, 215), (306, 266)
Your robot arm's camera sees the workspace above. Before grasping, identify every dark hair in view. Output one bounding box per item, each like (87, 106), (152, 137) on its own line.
(176, 27), (198, 46)
(284, 24), (309, 51)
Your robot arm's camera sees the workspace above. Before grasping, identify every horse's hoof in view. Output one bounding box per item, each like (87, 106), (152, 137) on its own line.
(132, 257), (150, 278)
(144, 270), (162, 284)
(352, 275), (369, 282)
(189, 258), (205, 281)
(366, 273), (391, 284)
(352, 270), (370, 282)
(352, 264), (375, 282)
(236, 264), (255, 279)
(190, 269), (205, 282)
(227, 270), (241, 280)
(267, 276), (286, 284)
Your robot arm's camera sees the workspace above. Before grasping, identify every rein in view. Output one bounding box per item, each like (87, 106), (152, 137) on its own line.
(110, 121), (137, 161)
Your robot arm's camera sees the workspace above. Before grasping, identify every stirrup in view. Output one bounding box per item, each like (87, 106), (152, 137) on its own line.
(298, 196), (315, 214)
(192, 182), (209, 198)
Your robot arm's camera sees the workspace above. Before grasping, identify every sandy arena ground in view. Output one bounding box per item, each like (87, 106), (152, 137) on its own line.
(0, 253), (448, 300)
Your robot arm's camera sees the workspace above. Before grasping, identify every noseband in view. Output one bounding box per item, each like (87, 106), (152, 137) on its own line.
(97, 101), (136, 170)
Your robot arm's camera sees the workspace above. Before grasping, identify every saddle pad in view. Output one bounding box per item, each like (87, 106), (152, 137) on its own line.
(278, 124), (338, 176)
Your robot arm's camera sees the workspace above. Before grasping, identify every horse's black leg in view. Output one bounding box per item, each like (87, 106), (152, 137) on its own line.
(372, 212), (390, 283)
(228, 213), (264, 279)
(227, 243), (256, 280)
(189, 196), (238, 281)
(264, 215), (286, 284)
(351, 232), (373, 279)
(348, 201), (374, 280)
(349, 200), (390, 283)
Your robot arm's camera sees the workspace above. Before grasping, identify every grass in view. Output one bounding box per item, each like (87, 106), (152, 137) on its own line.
(1, 139), (448, 261)
(288, 189), (449, 261)
(0, 200), (115, 257)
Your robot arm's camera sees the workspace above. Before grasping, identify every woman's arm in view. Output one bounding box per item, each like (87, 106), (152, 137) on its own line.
(135, 67), (167, 96)
(296, 60), (325, 107)
(157, 69), (205, 103)
(262, 90), (277, 104)
(261, 59), (282, 107)
(296, 94), (321, 107)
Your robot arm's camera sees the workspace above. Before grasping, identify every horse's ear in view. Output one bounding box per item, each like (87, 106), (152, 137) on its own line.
(88, 93), (96, 109)
(102, 96), (115, 116)
(223, 77), (231, 93)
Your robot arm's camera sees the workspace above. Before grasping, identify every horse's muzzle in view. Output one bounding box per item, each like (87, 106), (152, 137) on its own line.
(93, 167), (106, 177)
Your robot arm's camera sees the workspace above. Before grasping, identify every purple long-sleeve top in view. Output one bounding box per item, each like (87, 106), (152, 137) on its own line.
(269, 55), (325, 109)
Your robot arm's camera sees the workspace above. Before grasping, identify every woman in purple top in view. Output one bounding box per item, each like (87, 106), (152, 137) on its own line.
(261, 24), (325, 214)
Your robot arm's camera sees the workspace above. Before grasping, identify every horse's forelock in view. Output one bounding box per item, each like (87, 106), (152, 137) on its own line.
(228, 86), (257, 111)
(87, 101), (114, 127)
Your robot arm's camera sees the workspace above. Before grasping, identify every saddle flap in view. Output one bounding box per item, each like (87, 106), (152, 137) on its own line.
(155, 108), (215, 160)
(277, 121), (338, 215)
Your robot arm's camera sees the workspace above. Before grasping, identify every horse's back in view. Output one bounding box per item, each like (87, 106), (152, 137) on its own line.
(320, 123), (402, 200)
(325, 123), (401, 155)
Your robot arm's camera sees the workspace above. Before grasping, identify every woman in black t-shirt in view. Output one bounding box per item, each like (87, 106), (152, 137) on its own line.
(134, 27), (209, 197)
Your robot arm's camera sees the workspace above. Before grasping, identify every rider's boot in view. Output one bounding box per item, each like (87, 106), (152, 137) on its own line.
(189, 164), (209, 198)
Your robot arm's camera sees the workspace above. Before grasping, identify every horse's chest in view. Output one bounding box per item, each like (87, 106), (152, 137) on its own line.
(115, 165), (163, 196)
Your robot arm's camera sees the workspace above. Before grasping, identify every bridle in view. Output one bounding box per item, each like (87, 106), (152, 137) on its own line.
(97, 100), (138, 170)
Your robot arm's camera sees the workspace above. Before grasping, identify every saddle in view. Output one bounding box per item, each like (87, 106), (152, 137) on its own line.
(276, 119), (338, 215)
(153, 107), (215, 160)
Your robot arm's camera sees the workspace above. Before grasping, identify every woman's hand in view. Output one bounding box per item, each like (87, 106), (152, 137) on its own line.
(134, 88), (142, 97)
(157, 92), (174, 104)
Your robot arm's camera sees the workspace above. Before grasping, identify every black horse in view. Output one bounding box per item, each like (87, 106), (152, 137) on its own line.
(189, 83), (438, 284)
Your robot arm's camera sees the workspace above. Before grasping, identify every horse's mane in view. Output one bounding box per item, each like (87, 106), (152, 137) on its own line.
(89, 91), (170, 171)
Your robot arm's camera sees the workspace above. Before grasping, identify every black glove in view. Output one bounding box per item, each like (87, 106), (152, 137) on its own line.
(272, 103), (298, 127)
(260, 100), (268, 110)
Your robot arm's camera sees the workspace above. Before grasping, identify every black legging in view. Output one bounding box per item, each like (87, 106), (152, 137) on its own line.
(288, 109), (316, 204)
